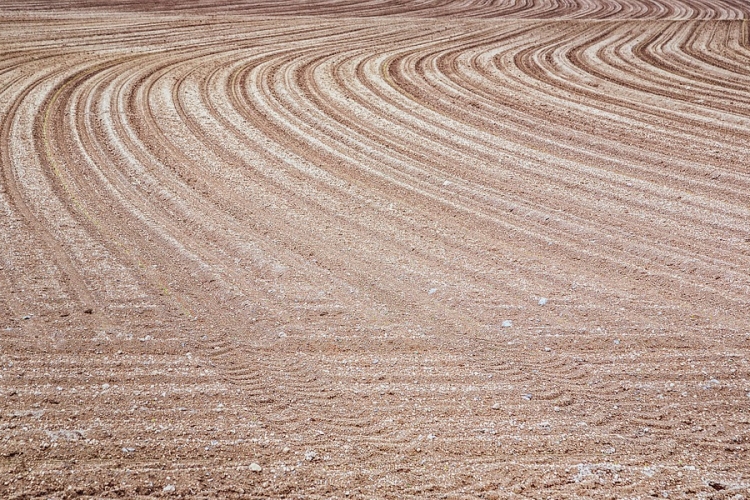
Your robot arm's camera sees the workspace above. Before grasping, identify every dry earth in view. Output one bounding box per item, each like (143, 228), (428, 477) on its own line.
(1, 1), (750, 498)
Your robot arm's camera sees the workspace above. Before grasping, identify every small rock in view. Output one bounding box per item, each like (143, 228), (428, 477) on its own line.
(163, 484), (176, 493)
(703, 378), (720, 390)
(544, 347), (551, 352)
(427, 434), (436, 440)
(614, 339), (621, 345)
(84, 308), (93, 314)
(521, 393), (532, 401)
(22, 315), (31, 320)
(428, 288), (438, 295)
(102, 383), (110, 390)
(122, 447), (135, 453)
(282, 447), (290, 453)
(492, 402), (501, 410)
(249, 463), (262, 472)
(707, 480), (726, 491)
(538, 297), (548, 306)
(501, 320), (513, 328)
(304, 450), (318, 461)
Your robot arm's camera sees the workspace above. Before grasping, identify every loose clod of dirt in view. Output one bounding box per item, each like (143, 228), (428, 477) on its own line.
(1, 1), (750, 498)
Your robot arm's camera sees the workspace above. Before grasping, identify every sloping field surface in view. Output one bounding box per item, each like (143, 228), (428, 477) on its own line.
(1, 1), (749, 498)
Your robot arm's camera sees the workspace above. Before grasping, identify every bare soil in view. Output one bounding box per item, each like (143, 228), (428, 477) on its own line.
(1, 1), (749, 498)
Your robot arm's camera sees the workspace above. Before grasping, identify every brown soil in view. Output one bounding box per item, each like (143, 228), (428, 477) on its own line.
(1, 2), (749, 499)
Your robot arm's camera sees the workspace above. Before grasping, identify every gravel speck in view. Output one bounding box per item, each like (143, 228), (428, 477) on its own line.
(501, 320), (513, 328)
(249, 463), (262, 472)
(538, 297), (548, 306)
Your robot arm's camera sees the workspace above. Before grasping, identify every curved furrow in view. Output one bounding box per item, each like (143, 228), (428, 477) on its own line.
(67, 54), (377, 440)
(390, 25), (750, 310)
(111, 31), (427, 432)
(227, 23), (578, 312)
(472, 26), (748, 223)
(187, 19), (750, 448)
(384, 51), (748, 320)
(3, 6), (750, 498)
(2, 58), (107, 316)
(214, 42), (516, 332)
(5, 0), (750, 19)
(99, 49), (351, 402)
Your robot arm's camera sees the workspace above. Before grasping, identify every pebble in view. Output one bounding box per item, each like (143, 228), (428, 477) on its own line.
(122, 447), (135, 453)
(703, 378), (720, 390)
(492, 403), (501, 410)
(304, 450), (318, 461)
(614, 339), (621, 345)
(707, 480), (726, 491)
(538, 297), (548, 306)
(521, 393), (533, 401)
(163, 484), (176, 493)
(249, 463), (262, 472)
(428, 288), (438, 295)
(544, 347), (551, 352)
(22, 315), (31, 320)
(501, 320), (513, 328)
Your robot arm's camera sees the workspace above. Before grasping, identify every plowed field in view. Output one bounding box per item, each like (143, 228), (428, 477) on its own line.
(1, 1), (749, 498)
